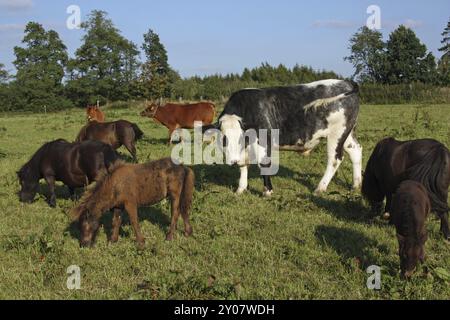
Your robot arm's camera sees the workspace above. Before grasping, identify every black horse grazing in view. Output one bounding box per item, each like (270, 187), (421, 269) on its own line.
(391, 181), (431, 278)
(75, 120), (144, 161)
(362, 138), (450, 239)
(17, 139), (119, 207)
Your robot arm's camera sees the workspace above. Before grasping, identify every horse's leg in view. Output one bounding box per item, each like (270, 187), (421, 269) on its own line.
(124, 139), (137, 162)
(124, 202), (145, 249)
(110, 208), (123, 243)
(166, 194), (181, 241)
(45, 175), (57, 207)
(68, 186), (76, 201)
(343, 131), (363, 190)
(438, 211), (450, 240)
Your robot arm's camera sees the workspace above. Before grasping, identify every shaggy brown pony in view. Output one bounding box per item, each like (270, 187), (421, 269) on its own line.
(70, 158), (195, 249)
(75, 120), (144, 161)
(391, 180), (431, 278)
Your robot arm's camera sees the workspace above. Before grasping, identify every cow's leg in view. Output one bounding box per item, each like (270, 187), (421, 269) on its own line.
(343, 132), (363, 190)
(315, 133), (345, 194)
(236, 165), (248, 194)
(262, 174), (273, 197)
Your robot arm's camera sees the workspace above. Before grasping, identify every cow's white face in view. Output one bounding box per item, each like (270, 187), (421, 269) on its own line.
(219, 115), (245, 165)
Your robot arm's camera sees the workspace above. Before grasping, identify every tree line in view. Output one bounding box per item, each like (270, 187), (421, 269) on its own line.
(0, 10), (448, 112)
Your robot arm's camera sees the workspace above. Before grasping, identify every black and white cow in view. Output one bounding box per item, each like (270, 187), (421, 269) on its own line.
(213, 79), (362, 196)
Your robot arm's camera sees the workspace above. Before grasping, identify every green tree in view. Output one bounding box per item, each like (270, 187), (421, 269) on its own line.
(385, 25), (437, 84)
(140, 29), (174, 99)
(67, 10), (140, 105)
(12, 22), (70, 111)
(345, 26), (387, 83)
(438, 19), (450, 84)
(0, 63), (9, 83)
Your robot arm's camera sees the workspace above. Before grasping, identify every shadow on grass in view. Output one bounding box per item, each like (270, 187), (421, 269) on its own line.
(192, 163), (323, 194)
(315, 225), (390, 270)
(308, 194), (373, 223)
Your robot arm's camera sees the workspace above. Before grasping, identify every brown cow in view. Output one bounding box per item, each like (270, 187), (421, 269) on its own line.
(141, 102), (216, 144)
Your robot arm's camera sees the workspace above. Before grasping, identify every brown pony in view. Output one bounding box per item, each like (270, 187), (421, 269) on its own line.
(17, 139), (118, 207)
(70, 158), (195, 249)
(362, 138), (450, 240)
(86, 105), (105, 122)
(391, 180), (431, 278)
(76, 120), (144, 161)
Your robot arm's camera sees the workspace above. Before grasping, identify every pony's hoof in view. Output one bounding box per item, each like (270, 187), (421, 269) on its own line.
(236, 188), (246, 195)
(137, 241), (145, 250)
(184, 228), (193, 238)
(262, 188), (273, 198)
(165, 233), (174, 241)
(48, 200), (56, 208)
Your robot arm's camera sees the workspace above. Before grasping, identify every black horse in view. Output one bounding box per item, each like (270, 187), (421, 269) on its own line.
(17, 139), (119, 207)
(362, 138), (450, 239)
(75, 120), (143, 161)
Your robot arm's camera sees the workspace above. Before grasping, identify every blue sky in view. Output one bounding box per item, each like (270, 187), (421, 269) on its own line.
(0, 0), (449, 78)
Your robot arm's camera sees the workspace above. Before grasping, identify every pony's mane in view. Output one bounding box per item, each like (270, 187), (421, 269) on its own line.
(75, 124), (89, 143)
(405, 145), (450, 213)
(70, 160), (127, 221)
(394, 194), (417, 239)
(18, 139), (68, 179)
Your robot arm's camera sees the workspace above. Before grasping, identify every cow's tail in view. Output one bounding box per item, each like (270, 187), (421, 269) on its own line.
(131, 123), (144, 141)
(304, 81), (359, 112)
(406, 145), (450, 213)
(179, 167), (195, 219)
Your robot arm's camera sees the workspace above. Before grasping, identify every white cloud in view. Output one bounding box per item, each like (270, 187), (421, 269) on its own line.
(0, 23), (25, 32)
(0, 0), (33, 11)
(312, 20), (356, 29)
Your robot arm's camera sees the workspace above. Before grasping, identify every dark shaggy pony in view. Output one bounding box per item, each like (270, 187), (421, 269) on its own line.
(70, 158), (195, 249)
(391, 180), (431, 278)
(75, 120), (144, 161)
(17, 139), (118, 207)
(362, 138), (450, 239)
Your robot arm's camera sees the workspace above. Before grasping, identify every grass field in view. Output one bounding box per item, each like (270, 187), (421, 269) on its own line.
(0, 103), (449, 300)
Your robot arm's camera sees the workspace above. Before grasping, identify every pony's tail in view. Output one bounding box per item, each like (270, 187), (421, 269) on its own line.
(406, 145), (450, 213)
(131, 123), (144, 141)
(362, 145), (384, 206)
(75, 125), (87, 143)
(179, 167), (195, 218)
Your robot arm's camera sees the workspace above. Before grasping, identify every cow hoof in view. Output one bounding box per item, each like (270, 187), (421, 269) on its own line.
(314, 188), (325, 196)
(383, 212), (391, 221)
(236, 188), (247, 195)
(165, 233), (174, 241)
(262, 189), (273, 198)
